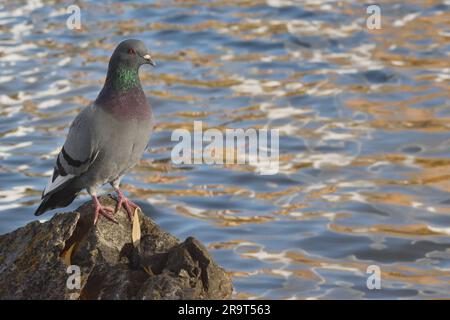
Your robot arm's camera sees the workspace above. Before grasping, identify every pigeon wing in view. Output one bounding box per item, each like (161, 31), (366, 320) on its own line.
(43, 106), (98, 197)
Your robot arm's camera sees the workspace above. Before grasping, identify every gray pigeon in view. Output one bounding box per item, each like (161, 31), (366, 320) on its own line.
(35, 39), (155, 225)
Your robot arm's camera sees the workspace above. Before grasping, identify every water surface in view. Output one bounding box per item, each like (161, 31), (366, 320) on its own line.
(1, 0), (450, 299)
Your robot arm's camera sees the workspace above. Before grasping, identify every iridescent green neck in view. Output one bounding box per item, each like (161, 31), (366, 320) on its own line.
(109, 66), (140, 92)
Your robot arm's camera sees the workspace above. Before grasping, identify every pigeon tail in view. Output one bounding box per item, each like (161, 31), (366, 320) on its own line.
(34, 180), (82, 216)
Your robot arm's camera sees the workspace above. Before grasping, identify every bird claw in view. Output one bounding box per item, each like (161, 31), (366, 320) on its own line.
(92, 196), (117, 225)
(115, 189), (140, 221)
(123, 200), (139, 221)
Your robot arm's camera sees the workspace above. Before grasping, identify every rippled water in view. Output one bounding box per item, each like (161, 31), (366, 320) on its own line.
(1, 0), (450, 299)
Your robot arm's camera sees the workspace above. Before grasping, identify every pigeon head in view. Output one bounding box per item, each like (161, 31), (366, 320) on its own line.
(101, 39), (155, 93)
(110, 39), (156, 69)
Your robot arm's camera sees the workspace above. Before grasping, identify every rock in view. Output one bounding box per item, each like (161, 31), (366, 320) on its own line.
(0, 196), (233, 300)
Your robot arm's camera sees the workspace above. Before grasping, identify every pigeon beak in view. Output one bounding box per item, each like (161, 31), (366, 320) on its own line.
(143, 54), (156, 67)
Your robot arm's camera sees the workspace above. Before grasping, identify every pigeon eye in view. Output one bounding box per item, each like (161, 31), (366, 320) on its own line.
(128, 48), (136, 55)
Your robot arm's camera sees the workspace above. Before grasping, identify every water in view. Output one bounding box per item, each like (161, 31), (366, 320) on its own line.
(1, 0), (450, 299)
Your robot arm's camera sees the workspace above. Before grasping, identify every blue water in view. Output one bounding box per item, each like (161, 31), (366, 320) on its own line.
(1, 0), (450, 299)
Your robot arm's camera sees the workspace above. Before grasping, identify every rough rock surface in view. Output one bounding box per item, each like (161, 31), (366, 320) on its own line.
(0, 196), (233, 300)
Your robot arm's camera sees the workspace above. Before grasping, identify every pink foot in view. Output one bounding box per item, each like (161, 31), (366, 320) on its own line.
(114, 188), (140, 220)
(92, 195), (117, 225)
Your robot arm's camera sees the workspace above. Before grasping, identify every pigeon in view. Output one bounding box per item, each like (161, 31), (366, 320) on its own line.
(35, 39), (155, 225)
